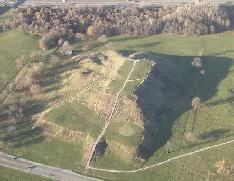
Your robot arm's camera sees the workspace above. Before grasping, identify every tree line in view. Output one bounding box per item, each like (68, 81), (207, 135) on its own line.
(0, 4), (233, 49)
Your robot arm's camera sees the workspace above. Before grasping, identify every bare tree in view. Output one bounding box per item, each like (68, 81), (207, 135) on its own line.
(105, 42), (114, 50)
(191, 57), (202, 68)
(19, 93), (31, 107)
(215, 159), (231, 175)
(15, 70), (34, 91)
(31, 62), (45, 78)
(61, 41), (72, 55)
(97, 35), (107, 43)
(82, 43), (93, 51)
(30, 84), (42, 96)
(31, 51), (44, 63)
(58, 38), (64, 47)
(75, 33), (87, 41)
(87, 25), (96, 37)
(50, 55), (61, 66)
(200, 69), (206, 75)
(192, 97), (201, 110)
(16, 56), (26, 71)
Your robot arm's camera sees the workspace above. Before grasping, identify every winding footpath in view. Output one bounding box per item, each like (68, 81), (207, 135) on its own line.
(89, 139), (234, 173)
(85, 59), (138, 169)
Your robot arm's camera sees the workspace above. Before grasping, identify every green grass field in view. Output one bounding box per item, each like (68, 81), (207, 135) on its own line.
(0, 29), (234, 181)
(44, 101), (105, 138)
(94, 121), (143, 170)
(0, 30), (39, 91)
(0, 166), (52, 181)
(89, 143), (234, 181)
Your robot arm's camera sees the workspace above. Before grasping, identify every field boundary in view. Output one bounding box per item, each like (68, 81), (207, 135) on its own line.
(88, 138), (234, 173)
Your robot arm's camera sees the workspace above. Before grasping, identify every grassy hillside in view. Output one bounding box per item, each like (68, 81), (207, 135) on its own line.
(89, 143), (234, 181)
(0, 166), (52, 181)
(0, 30), (39, 91)
(0, 30), (233, 181)
(44, 101), (105, 138)
(81, 33), (233, 179)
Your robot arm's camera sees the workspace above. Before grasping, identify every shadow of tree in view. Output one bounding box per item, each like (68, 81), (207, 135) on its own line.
(0, 6), (10, 16)
(125, 52), (233, 160)
(0, 59), (74, 149)
(39, 58), (82, 92)
(0, 95), (60, 149)
(15, 0), (26, 7)
(205, 96), (234, 107)
(199, 129), (231, 140)
(108, 36), (143, 43)
(0, 53), (90, 149)
(128, 41), (161, 50)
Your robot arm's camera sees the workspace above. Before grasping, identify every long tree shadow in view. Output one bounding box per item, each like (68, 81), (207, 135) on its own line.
(0, 53), (89, 149)
(0, 95), (60, 149)
(129, 52), (233, 160)
(205, 96), (234, 107)
(191, 110), (197, 133)
(199, 129), (231, 140)
(0, 6), (10, 16)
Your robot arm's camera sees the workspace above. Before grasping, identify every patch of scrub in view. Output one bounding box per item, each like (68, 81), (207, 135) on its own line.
(59, 51), (127, 118)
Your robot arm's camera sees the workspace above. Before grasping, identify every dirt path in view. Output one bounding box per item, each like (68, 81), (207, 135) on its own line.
(85, 59), (138, 169)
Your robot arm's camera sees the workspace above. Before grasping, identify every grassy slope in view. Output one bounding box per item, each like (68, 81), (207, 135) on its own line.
(109, 59), (152, 98)
(94, 58), (152, 169)
(0, 30), (233, 181)
(0, 166), (52, 181)
(44, 101), (105, 138)
(0, 30), (39, 91)
(87, 32), (234, 180)
(94, 121), (143, 170)
(3, 136), (85, 172)
(108, 59), (134, 94)
(89, 143), (234, 181)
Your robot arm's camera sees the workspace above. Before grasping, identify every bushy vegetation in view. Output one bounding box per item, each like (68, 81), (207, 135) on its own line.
(1, 4), (233, 49)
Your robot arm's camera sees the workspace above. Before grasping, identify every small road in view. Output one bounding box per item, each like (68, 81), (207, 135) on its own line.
(85, 59), (138, 169)
(16, 0), (234, 8)
(0, 152), (102, 181)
